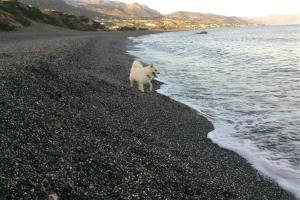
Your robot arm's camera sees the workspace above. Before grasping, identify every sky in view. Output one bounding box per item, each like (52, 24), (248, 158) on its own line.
(121, 0), (300, 18)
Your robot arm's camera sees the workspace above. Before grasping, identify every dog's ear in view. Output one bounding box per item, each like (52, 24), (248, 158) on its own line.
(150, 64), (154, 68)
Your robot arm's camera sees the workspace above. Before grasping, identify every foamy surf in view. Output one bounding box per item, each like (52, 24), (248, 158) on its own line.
(208, 124), (300, 199)
(128, 25), (300, 199)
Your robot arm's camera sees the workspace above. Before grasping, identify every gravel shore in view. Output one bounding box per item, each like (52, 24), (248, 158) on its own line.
(0, 30), (295, 199)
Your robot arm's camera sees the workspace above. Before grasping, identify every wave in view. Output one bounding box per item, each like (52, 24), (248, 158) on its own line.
(128, 25), (300, 199)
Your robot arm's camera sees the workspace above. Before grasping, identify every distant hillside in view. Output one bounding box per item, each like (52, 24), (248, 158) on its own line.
(17, 0), (252, 24)
(166, 11), (250, 24)
(1, 0), (256, 31)
(252, 14), (300, 25)
(19, 0), (110, 18)
(65, 0), (126, 8)
(0, 0), (104, 31)
(65, 0), (163, 19)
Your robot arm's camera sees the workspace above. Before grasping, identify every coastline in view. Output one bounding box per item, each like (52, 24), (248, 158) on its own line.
(0, 30), (295, 199)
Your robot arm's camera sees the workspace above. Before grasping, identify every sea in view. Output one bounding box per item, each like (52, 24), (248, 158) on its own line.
(128, 25), (300, 198)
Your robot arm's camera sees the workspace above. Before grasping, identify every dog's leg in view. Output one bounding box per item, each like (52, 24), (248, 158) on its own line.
(149, 82), (153, 91)
(138, 82), (144, 92)
(130, 79), (134, 87)
(129, 75), (134, 87)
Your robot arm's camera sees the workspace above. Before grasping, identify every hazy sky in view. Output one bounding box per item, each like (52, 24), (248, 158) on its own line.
(121, 0), (300, 17)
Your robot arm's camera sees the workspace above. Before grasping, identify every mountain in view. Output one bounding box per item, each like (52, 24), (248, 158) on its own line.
(65, 0), (126, 7)
(18, 0), (250, 23)
(65, 0), (163, 19)
(166, 11), (250, 24)
(252, 14), (300, 25)
(18, 0), (110, 18)
(0, 0), (104, 31)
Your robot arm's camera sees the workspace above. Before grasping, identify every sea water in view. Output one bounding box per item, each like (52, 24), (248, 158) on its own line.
(128, 25), (300, 198)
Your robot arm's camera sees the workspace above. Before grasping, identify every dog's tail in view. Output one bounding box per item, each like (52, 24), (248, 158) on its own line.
(132, 60), (143, 69)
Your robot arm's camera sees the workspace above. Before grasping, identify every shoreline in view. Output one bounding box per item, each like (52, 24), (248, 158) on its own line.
(129, 27), (300, 199)
(0, 30), (295, 199)
(128, 30), (300, 199)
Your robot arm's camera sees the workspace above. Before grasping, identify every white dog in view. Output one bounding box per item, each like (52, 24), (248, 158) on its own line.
(129, 60), (159, 92)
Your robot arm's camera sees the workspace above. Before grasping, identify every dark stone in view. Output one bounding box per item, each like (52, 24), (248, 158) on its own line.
(197, 31), (208, 34)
